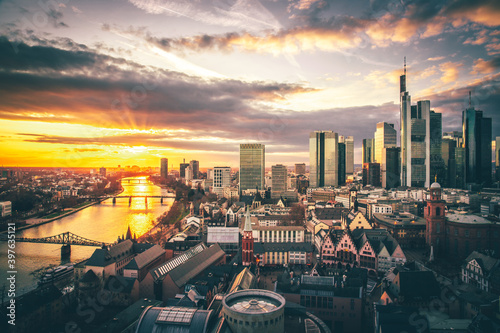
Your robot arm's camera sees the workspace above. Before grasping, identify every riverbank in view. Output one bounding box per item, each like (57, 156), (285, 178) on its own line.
(1, 187), (125, 234)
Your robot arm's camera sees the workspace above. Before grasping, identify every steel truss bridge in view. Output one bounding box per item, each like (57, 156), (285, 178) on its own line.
(0, 232), (111, 257)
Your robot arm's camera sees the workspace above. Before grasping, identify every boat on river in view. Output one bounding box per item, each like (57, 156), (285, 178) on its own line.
(38, 264), (74, 285)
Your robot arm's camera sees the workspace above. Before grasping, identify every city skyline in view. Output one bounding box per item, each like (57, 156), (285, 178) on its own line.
(0, 0), (499, 168)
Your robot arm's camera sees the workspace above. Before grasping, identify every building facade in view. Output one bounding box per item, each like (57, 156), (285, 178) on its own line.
(310, 131), (339, 188)
(239, 144), (265, 194)
(362, 138), (375, 164)
(213, 166), (231, 197)
(463, 105), (492, 187)
(160, 158), (168, 179)
(271, 164), (287, 199)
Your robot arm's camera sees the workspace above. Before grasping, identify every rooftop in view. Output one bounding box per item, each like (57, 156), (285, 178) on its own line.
(446, 213), (493, 225)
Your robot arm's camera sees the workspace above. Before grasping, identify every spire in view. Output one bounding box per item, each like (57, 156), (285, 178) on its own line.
(126, 225), (132, 240)
(404, 56), (406, 76)
(400, 57), (407, 93)
(469, 91), (471, 108)
(243, 206), (252, 232)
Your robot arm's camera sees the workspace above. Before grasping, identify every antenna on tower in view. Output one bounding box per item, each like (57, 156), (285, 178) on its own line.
(404, 56), (406, 76)
(469, 91), (471, 108)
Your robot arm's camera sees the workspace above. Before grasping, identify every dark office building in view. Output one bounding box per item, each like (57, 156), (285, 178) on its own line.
(363, 163), (381, 187)
(338, 142), (346, 186)
(385, 147), (400, 189)
(160, 158), (168, 179)
(463, 106), (492, 187)
(180, 162), (189, 178)
(190, 160), (200, 179)
(362, 138), (375, 164)
(430, 111), (445, 184)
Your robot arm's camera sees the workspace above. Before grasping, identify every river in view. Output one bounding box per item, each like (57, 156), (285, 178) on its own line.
(0, 176), (173, 295)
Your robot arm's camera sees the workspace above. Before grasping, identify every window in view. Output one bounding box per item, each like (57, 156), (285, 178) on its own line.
(477, 231), (481, 238)
(465, 230), (469, 238)
(436, 207), (440, 216)
(436, 223), (440, 233)
(454, 229), (458, 236)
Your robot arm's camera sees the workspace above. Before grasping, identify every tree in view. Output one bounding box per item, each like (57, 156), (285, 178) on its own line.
(283, 204), (306, 226)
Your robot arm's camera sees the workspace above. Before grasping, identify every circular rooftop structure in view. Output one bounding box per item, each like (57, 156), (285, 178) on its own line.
(222, 289), (285, 333)
(430, 182), (441, 189)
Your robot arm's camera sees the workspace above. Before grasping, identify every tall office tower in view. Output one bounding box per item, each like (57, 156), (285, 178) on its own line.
(383, 147), (400, 189)
(362, 138), (375, 164)
(442, 138), (457, 188)
(213, 167), (231, 197)
(338, 141), (346, 186)
(375, 122), (397, 188)
(400, 59), (430, 188)
(99, 167), (106, 177)
(271, 164), (287, 199)
(344, 136), (354, 174)
(430, 111), (445, 184)
(400, 57), (411, 187)
(180, 159), (189, 178)
(207, 168), (213, 180)
(463, 100), (492, 187)
(362, 163), (381, 187)
(185, 165), (193, 181)
(189, 160), (199, 179)
(294, 163), (306, 175)
(496, 137), (500, 181)
(309, 131), (339, 187)
(160, 158), (168, 179)
(374, 122), (397, 163)
(239, 144), (265, 194)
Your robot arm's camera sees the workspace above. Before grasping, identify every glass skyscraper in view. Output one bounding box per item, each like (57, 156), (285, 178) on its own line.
(362, 138), (375, 164)
(239, 144), (265, 193)
(309, 131), (339, 187)
(400, 60), (431, 188)
(463, 106), (492, 187)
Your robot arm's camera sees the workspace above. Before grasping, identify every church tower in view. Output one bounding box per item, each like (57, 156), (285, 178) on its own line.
(425, 182), (446, 254)
(242, 207), (254, 266)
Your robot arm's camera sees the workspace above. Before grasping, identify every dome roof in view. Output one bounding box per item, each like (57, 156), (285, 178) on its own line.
(430, 182), (441, 189)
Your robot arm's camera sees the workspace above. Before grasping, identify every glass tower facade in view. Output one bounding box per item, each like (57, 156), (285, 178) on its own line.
(309, 131), (339, 187)
(463, 107), (492, 187)
(239, 144), (265, 193)
(362, 138), (375, 164)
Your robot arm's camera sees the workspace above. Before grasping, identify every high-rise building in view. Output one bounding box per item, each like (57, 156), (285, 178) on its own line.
(99, 167), (106, 177)
(463, 103), (492, 187)
(374, 122), (397, 163)
(160, 158), (168, 179)
(362, 163), (381, 187)
(213, 167), (231, 197)
(309, 131), (339, 188)
(207, 168), (213, 180)
(362, 138), (375, 164)
(341, 136), (354, 174)
(400, 59), (430, 188)
(294, 163), (306, 175)
(190, 160), (199, 179)
(239, 144), (265, 194)
(375, 122), (397, 188)
(442, 138), (457, 188)
(185, 166), (193, 181)
(271, 164), (287, 199)
(496, 137), (500, 181)
(338, 142), (346, 186)
(430, 111), (445, 184)
(180, 163), (189, 178)
(383, 147), (400, 189)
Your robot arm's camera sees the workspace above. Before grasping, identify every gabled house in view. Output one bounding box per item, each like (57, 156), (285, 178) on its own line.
(342, 210), (372, 231)
(462, 251), (500, 293)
